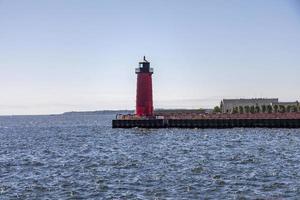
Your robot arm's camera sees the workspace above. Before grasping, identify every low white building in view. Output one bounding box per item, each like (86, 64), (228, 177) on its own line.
(220, 98), (279, 113)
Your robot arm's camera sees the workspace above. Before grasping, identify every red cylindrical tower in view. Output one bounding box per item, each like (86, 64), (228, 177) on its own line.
(135, 57), (154, 117)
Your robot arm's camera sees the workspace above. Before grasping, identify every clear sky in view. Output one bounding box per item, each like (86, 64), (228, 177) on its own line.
(0, 0), (300, 115)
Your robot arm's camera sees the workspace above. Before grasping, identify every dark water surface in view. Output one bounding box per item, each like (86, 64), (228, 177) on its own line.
(1, 113), (300, 199)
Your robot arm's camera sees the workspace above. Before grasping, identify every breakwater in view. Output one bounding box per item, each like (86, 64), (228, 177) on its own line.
(112, 118), (300, 128)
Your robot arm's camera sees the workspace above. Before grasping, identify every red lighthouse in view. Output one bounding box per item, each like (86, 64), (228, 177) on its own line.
(135, 57), (154, 117)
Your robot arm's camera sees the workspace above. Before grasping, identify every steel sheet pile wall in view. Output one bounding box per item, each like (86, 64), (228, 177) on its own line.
(112, 119), (300, 128)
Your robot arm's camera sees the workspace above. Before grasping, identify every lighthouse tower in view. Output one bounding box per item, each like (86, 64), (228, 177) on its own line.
(135, 57), (154, 117)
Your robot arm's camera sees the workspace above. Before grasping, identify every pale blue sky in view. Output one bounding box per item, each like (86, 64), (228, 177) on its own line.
(0, 0), (300, 115)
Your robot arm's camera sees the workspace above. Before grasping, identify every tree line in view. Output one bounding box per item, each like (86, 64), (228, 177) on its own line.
(213, 104), (300, 114)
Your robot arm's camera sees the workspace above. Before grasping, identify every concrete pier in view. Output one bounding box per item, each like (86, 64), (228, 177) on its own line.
(112, 118), (300, 128)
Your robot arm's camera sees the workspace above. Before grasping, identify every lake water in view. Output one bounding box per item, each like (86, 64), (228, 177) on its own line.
(1, 113), (300, 199)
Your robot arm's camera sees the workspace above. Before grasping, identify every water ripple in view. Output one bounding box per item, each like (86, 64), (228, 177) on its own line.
(1, 114), (300, 199)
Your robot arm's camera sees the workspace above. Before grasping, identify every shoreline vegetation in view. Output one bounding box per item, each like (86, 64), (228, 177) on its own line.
(3, 104), (300, 117)
(213, 103), (300, 114)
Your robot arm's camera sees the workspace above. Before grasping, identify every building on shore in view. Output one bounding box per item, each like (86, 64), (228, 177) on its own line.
(220, 98), (279, 113)
(220, 98), (300, 113)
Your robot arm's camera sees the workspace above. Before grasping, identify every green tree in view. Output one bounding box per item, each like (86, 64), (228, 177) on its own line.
(279, 105), (286, 113)
(273, 105), (279, 113)
(267, 105), (273, 113)
(244, 106), (250, 114)
(213, 106), (221, 113)
(238, 106), (244, 114)
(250, 106), (255, 114)
(255, 105), (260, 113)
(261, 105), (267, 113)
(232, 107), (239, 114)
(291, 105), (298, 112)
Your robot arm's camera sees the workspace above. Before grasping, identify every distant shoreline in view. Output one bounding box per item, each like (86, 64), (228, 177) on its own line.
(0, 108), (213, 117)
(0, 110), (134, 117)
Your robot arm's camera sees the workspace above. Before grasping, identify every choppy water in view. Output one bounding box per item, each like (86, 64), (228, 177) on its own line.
(1, 113), (300, 199)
